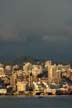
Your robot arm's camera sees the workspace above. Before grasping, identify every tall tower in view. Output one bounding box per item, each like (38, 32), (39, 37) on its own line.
(48, 61), (52, 83)
(45, 60), (52, 83)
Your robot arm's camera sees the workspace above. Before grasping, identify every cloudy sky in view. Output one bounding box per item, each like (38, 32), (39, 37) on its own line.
(0, 0), (72, 62)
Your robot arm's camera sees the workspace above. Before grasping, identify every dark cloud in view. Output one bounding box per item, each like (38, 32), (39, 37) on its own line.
(0, 0), (72, 61)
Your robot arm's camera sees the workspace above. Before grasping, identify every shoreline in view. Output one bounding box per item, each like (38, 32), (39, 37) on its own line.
(0, 94), (71, 98)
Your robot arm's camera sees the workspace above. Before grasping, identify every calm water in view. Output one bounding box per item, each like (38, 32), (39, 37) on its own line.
(0, 96), (72, 108)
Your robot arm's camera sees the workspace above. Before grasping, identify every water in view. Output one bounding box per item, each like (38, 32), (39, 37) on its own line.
(0, 96), (72, 108)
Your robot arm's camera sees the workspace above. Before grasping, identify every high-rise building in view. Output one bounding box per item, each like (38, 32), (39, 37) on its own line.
(45, 60), (52, 83)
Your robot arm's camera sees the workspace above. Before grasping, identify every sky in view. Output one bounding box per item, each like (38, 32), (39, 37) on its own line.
(0, 0), (72, 62)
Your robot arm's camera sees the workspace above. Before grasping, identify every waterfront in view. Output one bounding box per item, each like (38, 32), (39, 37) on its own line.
(0, 61), (72, 96)
(0, 96), (72, 108)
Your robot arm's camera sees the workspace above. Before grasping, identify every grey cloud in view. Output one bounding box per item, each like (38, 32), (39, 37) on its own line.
(42, 35), (68, 42)
(0, 0), (64, 41)
(64, 0), (72, 36)
(0, 25), (19, 41)
(0, 0), (72, 61)
(16, 0), (63, 36)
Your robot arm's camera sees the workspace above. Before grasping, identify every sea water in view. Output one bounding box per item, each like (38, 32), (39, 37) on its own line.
(0, 96), (72, 108)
